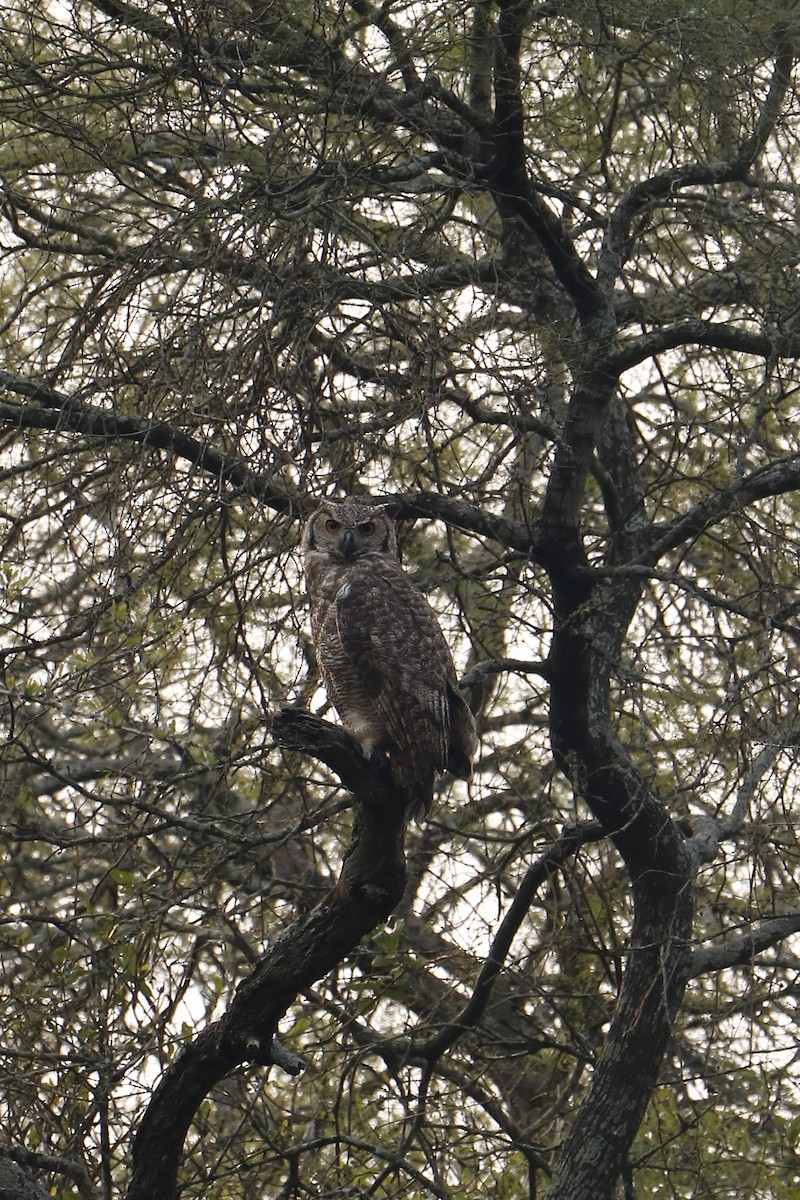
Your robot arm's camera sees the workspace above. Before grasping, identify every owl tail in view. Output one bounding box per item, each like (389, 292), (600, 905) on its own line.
(447, 685), (478, 780)
(446, 744), (473, 780)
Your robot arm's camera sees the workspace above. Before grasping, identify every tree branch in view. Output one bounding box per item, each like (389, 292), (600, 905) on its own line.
(738, 27), (795, 164)
(0, 381), (295, 512)
(691, 913), (800, 976)
(486, 0), (605, 321)
(402, 491), (533, 552)
(415, 822), (604, 1062)
(0, 375), (536, 554)
(126, 710), (410, 1200)
(599, 29), (795, 289)
(609, 321), (800, 376)
(650, 453), (800, 559)
(542, 504), (694, 1200)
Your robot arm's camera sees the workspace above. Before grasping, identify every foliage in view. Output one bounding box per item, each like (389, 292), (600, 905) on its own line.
(1, 1), (800, 1198)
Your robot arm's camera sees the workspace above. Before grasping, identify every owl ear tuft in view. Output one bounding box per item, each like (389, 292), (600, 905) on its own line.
(300, 496), (322, 516)
(380, 499), (402, 519)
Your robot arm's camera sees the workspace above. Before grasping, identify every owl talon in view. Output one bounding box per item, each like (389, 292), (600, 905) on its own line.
(360, 744), (386, 766)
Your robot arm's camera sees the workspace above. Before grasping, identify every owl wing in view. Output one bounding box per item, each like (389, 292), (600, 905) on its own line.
(334, 571), (452, 784)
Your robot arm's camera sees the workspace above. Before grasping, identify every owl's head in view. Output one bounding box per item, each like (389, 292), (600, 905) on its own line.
(301, 497), (400, 563)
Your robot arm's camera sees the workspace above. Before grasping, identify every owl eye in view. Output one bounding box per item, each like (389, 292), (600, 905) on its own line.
(359, 521), (376, 535)
(324, 518), (341, 533)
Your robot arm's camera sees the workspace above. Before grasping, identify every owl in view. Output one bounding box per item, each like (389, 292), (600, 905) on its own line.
(301, 497), (478, 816)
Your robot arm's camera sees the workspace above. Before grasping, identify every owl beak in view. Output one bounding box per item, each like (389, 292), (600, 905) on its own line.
(340, 529), (356, 559)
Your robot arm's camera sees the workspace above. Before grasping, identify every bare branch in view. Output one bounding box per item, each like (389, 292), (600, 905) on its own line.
(127, 710), (411, 1200)
(692, 914), (800, 976)
(0, 377), (534, 553)
(609, 321), (800, 376)
(460, 656), (551, 687)
(651, 453), (800, 558)
(416, 822), (604, 1062)
(486, 0), (606, 321)
(599, 30), (796, 289)
(0, 383), (295, 511)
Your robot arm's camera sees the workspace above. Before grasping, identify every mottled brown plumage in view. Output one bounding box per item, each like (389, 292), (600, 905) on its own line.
(301, 497), (478, 815)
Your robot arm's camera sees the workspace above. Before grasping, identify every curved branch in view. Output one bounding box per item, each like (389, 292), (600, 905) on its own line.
(650, 453), (800, 559)
(460, 656), (552, 687)
(691, 913), (800, 976)
(0, 382), (295, 513)
(610, 321), (800, 376)
(416, 821), (604, 1063)
(402, 490), (533, 552)
(738, 28), (795, 164)
(126, 711), (410, 1200)
(599, 31), (795, 288)
(486, 0), (605, 321)
(0, 375), (535, 554)
(542, 537), (693, 1200)
(86, 0), (182, 48)
(543, 757), (693, 1200)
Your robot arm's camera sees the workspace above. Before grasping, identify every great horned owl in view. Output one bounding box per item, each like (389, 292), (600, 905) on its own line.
(301, 496), (478, 815)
